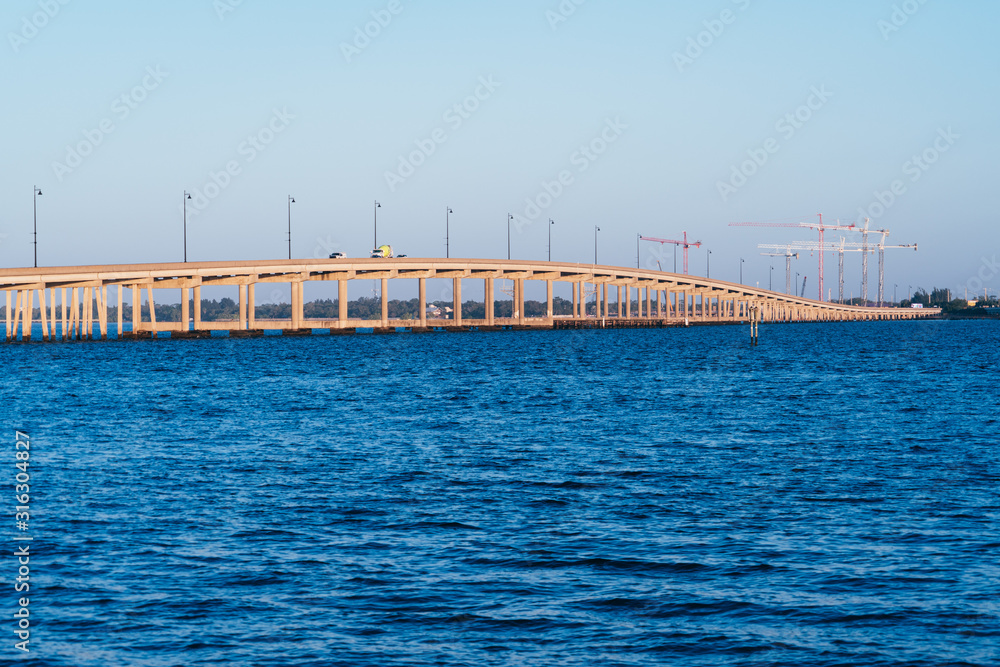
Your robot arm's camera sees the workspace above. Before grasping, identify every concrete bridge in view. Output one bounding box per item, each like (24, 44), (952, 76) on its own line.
(1, 258), (938, 342)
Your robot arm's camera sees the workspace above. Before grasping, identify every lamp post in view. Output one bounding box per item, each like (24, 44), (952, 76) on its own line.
(182, 191), (191, 263)
(373, 201), (381, 252)
(769, 265), (773, 291)
(594, 226), (600, 264)
(549, 219), (555, 262)
(707, 250), (712, 278)
(894, 283), (898, 305)
(908, 285), (912, 301)
(636, 234), (640, 269)
(673, 245), (677, 273)
(507, 213), (513, 260)
(796, 272), (800, 297)
(287, 196), (295, 260)
(446, 207), (453, 259)
(740, 258), (745, 285)
(33, 186), (42, 268)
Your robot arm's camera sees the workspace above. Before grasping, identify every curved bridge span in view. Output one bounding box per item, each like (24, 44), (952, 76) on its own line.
(2, 258), (938, 342)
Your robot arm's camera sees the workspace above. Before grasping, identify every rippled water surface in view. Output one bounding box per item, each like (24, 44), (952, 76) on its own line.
(3, 320), (999, 666)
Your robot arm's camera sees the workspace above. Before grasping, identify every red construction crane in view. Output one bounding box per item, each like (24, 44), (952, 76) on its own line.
(729, 215), (856, 301)
(639, 233), (702, 275)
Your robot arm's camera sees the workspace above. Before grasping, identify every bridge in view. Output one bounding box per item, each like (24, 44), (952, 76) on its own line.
(1, 258), (938, 342)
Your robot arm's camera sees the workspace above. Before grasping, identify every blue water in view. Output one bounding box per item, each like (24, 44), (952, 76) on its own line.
(3, 321), (999, 666)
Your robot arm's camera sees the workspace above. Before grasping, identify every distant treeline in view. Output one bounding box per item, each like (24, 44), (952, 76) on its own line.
(2, 296), (598, 323)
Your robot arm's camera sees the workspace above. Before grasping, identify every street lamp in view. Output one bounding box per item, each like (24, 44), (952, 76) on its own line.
(796, 272), (800, 297)
(446, 207), (453, 259)
(594, 226), (600, 264)
(182, 191), (192, 263)
(549, 219), (555, 262)
(287, 196), (295, 260)
(673, 245), (677, 273)
(507, 213), (513, 260)
(769, 265), (774, 291)
(740, 258), (745, 285)
(894, 283), (898, 305)
(373, 201), (381, 251)
(33, 186), (42, 268)
(707, 249), (712, 278)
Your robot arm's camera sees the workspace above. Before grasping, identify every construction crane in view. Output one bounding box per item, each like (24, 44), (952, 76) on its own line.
(759, 246), (800, 295)
(729, 215), (856, 302)
(778, 238), (918, 306)
(639, 233), (702, 275)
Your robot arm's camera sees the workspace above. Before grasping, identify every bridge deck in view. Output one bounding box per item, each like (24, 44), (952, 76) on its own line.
(0, 259), (939, 342)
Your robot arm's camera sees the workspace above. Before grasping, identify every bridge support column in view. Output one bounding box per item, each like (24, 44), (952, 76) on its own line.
(247, 283), (255, 330)
(96, 285), (107, 340)
(4, 291), (10, 342)
(298, 282), (306, 326)
(486, 278), (494, 325)
(84, 287), (93, 340)
(131, 285), (140, 335)
(547, 280), (554, 321)
(38, 289), (49, 342)
(148, 287), (158, 338)
(11, 291), (21, 341)
(116, 286), (123, 337)
(381, 278), (390, 328)
(60, 288), (67, 340)
(66, 288), (75, 339)
(419, 278), (427, 328)
(518, 279), (526, 325)
(182, 288), (190, 332)
(238, 284), (248, 331)
(50, 289), (57, 337)
(338, 279), (348, 328)
(291, 281), (301, 330)
(23, 290), (34, 342)
(453, 278), (462, 327)
(193, 286), (202, 332)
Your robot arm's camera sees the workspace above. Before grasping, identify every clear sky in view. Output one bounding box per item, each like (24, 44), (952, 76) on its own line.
(2, 0), (998, 300)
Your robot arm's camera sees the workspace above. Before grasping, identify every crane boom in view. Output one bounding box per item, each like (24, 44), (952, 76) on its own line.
(639, 233), (702, 275)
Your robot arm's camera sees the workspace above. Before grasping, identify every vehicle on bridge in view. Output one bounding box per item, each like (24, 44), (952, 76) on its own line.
(371, 245), (407, 258)
(329, 252), (346, 259)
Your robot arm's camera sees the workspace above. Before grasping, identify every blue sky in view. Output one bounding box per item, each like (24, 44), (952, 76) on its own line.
(2, 0), (998, 300)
